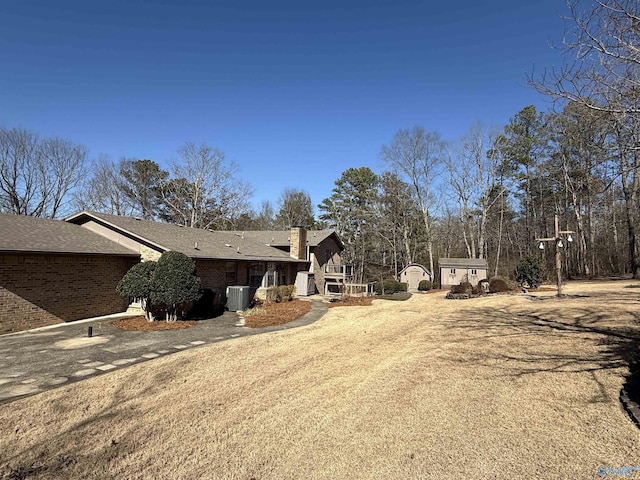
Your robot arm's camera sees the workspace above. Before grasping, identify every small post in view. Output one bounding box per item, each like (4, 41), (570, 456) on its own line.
(88, 326), (93, 338)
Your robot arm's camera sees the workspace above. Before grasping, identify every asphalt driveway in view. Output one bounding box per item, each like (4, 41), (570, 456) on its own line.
(0, 299), (327, 404)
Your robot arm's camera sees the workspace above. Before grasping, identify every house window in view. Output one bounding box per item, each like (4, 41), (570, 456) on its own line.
(225, 262), (237, 285)
(450, 268), (456, 274)
(266, 271), (276, 287)
(471, 269), (478, 275)
(249, 264), (265, 288)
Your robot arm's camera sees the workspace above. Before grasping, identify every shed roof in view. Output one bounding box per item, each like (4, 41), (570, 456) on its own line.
(438, 258), (489, 268)
(399, 263), (432, 276)
(0, 213), (139, 256)
(65, 211), (305, 263)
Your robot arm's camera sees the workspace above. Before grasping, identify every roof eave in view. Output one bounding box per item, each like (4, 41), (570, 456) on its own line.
(65, 210), (170, 253)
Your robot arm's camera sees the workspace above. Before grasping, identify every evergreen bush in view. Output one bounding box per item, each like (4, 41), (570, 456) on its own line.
(514, 256), (545, 288)
(150, 251), (201, 321)
(375, 279), (402, 295)
(418, 280), (432, 291)
(489, 276), (511, 293)
(116, 261), (157, 321)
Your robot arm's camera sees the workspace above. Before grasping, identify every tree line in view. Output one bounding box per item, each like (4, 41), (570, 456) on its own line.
(1, 0), (637, 284)
(0, 131), (318, 231)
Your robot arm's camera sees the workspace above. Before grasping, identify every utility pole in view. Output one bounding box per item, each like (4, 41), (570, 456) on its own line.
(536, 215), (574, 296)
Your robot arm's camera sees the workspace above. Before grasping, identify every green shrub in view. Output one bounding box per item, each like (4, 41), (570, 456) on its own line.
(375, 278), (402, 295)
(116, 261), (157, 321)
(398, 282), (408, 292)
(418, 280), (432, 291)
(379, 292), (412, 301)
(150, 251), (201, 321)
(489, 276), (510, 293)
(514, 256), (545, 288)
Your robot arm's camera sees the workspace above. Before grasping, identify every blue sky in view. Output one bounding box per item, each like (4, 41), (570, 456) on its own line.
(1, 0), (569, 212)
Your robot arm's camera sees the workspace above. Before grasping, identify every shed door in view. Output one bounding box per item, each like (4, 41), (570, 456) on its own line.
(409, 270), (421, 291)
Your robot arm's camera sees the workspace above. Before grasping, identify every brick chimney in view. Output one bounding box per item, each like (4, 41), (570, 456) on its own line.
(290, 227), (307, 260)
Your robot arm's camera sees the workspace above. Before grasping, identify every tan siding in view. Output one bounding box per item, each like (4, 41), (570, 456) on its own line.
(440, 267), (489, 287)
(310, 236), (343, 294)
(140, 245), (162, 261)
(80, 220), (143, 252)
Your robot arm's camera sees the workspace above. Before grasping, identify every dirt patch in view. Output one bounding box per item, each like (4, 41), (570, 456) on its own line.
(244, 300), (312, 328)
(111, 316), (197, 331)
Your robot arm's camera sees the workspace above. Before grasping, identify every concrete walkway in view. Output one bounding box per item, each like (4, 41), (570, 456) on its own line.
(0, 299), (328, 404)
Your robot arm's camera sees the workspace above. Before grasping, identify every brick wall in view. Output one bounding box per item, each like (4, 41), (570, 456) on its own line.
(0, 253), (138, 334)
(195, 259), (246, 289)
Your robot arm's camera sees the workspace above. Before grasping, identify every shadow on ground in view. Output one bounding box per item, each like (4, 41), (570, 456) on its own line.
(444, 293), (640, 408)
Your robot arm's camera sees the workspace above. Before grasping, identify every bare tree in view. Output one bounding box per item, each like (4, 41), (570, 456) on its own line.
(533, 0), (640, 122)
(0, 127), (86, 218)
(253, 200), (277, 230)
(533, 0), (640, 276)
(448, 124), (505, 260)
(74, 155), (137, 216)
(381, 127), (446, 278)
(160, 142), (252, 229)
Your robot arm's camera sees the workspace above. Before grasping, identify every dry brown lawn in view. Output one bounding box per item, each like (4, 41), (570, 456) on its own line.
(2, 280), (640, 479)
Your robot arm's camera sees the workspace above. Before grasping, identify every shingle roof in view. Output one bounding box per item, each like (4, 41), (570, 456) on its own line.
(65, 211), (305, 262)
(0, 213), (139, 256)
(438, 258), (489, 268)
(228, 230), (340, 248)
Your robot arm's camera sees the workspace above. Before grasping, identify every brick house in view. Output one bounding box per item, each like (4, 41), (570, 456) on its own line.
(65, 211), (311, 305)
(0, 213), (140, 334)
(231, 229), (345, 295)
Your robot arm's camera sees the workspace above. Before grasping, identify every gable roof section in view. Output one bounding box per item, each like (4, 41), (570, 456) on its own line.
(438, 258), (489, 268)
(399, 263), (432, 276)
(0, 213), (139, 256)
(65, 211), (304, 262)
(228, 230), (344, 249)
